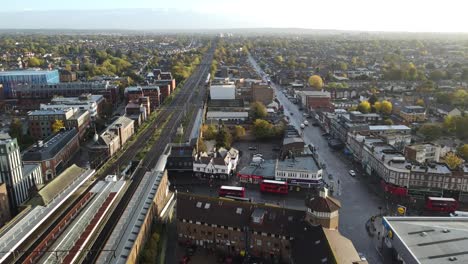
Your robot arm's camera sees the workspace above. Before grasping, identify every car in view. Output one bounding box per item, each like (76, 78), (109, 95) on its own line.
(358, 252), (367, 261)
(349, 170), (356, 177)
(248, 146), (257, 150)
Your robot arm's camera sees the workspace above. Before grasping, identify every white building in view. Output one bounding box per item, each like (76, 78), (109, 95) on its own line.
(209, 84), (236, 100)
(40, 94), (104, 119)
(206, 111), (248, 123)
(0, 136), (43, 212)
(193, 148), (239, 180)
(275, 156), (323, 187)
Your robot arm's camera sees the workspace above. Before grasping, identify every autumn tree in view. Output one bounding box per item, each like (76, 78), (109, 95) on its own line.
(373, 101), (382, 113)
(443, 152), (463, 170)
(358, 101), (371, 113)
(252, 119), (274, 140)
(250, 101), (268, 119)
(28, 57), (43, 67)
(415, 99), (425, 107)
(381, 100), (393, 115)
(202, 124), (217, 140)
(457, 144), (468, 161)
(308, 75), (323, 89)
(216, 126), (232, 148)
(233, 125), (246, 140)
(51, 120), (65, 133)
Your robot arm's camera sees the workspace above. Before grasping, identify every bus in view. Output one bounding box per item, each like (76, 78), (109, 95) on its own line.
(218, 186), (245, 198)
(425, 197), (459, 212)
(260, 180), (288, 194)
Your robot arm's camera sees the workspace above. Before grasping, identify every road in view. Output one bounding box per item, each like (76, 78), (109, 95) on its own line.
(248, 54), (384, 264)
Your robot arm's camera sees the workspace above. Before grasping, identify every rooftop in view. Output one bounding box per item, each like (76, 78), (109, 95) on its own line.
(0, 70), (58, 76)
(238, 159), (276, 179)
(22, 128), (78, 161)
(384, 217), (468, 264)
(368, 125), (411, 131)
(276, 156), (320, 172)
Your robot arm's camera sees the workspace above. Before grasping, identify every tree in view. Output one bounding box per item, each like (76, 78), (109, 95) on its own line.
(28, 57), (42, 67)
(384, 119), (394, 125)
(443, 152), (463, 170)
(358, 101), (371, 113)
(274, 55), (284, 64)
(233, 125), (246, 140)
(9, 118), (23, 140)
(202, 125), (217, 140)
(368, 94), (378, 105)
(457, 144), (468, 161)
(415, 99), (425, 107)
(250, 101), (267, 119)
(216, 126), (232, 148)
(308, 75), (323, 89)
(429, 70), (446, 81)
(418, 124), (442, 140)
(51, 120), (65, 133)
(381, 100), (393, 115)
(252, 119), (274, 140)
(373, 101), (382, 113)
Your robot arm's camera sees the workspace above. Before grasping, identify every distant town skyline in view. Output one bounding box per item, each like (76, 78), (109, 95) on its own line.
(0, 0), (467, 32)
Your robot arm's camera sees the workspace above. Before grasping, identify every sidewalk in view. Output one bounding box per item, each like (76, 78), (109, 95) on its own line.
(365, 215), (395, 264)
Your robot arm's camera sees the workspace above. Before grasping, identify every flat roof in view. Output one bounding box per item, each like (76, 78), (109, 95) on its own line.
(384, 217), (468, 264)
(206, 111), (248, 118)
(276, 156), (320, 172)
(0, 70), (58, 76)
(369, 125), (411, 131)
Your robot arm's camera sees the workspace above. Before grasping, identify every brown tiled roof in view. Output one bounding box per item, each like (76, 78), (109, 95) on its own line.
(177, 193), (334, 263)
(212, 157), (227, 166)
(306, 196), (341, 213)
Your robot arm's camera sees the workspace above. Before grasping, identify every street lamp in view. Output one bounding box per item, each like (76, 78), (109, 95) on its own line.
(378, 206), (383, 216)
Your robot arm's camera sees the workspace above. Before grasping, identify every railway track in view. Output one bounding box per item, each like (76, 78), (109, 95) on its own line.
(82, 45), (215, 263)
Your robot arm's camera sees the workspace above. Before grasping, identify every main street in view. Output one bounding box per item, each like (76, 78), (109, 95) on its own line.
(248, 54), (384, 264)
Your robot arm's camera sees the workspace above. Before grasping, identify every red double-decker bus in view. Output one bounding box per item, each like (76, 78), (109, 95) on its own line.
(425, 197), (459, 212)
(218, 186), (245, 198)
(260, 180), (288, 194)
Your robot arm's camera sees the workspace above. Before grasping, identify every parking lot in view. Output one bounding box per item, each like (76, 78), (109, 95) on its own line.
(232, 140), (281, 170)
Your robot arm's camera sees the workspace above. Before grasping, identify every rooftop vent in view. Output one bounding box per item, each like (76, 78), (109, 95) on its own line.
(204, 203), (211, 209)
(442, 229), (451, 233)
(236, 208), (243, 214)
(420, 232), (428, 237)
(448, 257), (457, 261)
(196, 202), (202, 208)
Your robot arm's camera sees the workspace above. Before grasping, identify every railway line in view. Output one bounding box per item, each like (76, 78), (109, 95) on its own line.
(11, 43), (215, 264)
(82, 44), (215, 263)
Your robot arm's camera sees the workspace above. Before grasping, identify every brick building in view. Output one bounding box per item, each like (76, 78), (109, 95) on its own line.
(87, 116), (135, 167)
(399, 105), (426, 123)
(125, 86), (160, 110)
(59, 70), (77, 82)
(27, 108), (91, 140)
(0, 183), (12, 227)
(252, 83), (274, 105)
(177, 192), (362, 263)
(297, 91), (333, 112)
(22, 128), (80, 181)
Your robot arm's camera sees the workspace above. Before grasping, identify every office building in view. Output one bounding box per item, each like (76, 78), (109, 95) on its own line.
(0, 70), (59, 97)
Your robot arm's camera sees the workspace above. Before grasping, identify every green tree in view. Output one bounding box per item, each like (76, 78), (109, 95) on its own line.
(381, 100), (393, 115)
(443, 152), (463, 169)
(51, 120), (65, 133)
(457, 144), (468, 161)
(250, 101), (268, 119)
(384, 119), (394, 125)
(308, 75), (323, 89)
(233, 125), (246, 140)
(216, 126), (232, 148)
(252, 119), (274, 140)
(418, 124), (442, 140)
(358, 101), (371, 113)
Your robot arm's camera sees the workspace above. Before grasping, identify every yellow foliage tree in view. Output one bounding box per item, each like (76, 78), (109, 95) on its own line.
(51, 119), (65, 133)
(374, 101), (382, 113)
(381, 100), (393, 115)
(308, 75), (323, 89)
(358, 101), (371, 113)
(415, 99), (425, 107)
(443, 152), (463, 170)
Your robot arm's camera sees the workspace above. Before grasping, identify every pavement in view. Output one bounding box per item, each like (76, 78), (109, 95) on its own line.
(248, 54), (386, 264)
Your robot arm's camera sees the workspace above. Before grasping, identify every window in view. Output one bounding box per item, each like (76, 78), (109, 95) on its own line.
(256, 240), (262, 246)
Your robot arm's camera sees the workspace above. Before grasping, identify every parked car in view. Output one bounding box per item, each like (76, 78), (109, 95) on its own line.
(300, 123), (305, 129)
(358, 252), (367, 261)
(349, 170), (356, 177)
(304, 120), (309, 126)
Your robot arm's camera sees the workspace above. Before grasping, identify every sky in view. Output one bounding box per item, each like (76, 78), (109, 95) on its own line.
(1, 0), (468, 32)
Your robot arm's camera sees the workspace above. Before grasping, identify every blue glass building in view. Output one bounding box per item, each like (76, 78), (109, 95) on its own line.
(0, 70), (59, 97)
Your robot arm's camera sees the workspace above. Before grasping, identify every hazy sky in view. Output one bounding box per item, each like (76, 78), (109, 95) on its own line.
(2, 0), (468, 32)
